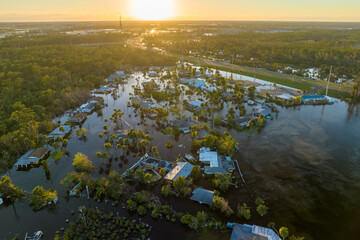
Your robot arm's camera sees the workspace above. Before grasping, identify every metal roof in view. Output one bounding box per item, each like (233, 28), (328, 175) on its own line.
(164, 162), (194, 181)
(199, 151), (219, 167)
(230, 224), (281, 240)
(15, 147), (50, 166)
(190, 188), (214, 205)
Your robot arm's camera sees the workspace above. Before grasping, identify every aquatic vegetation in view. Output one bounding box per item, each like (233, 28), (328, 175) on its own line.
(57, 207), (152, 240)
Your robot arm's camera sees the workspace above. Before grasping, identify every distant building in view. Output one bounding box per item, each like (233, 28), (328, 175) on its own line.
(164, 162), (194, 181)
(148, 71), (158, 77)
(170, 119), (195, 133)
(228, 223), (281, 240)
(301, 95), (331, 104)
(190, 188), (214, 205)
(185, 100), (203, 111)
(223, 115), (257, 127)
(15, 147), (50, 168)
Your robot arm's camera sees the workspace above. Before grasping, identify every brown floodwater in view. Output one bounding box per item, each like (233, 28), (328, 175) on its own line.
(0, 73), (359, 240)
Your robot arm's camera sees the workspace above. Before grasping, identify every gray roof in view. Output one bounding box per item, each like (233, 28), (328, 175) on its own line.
(230, 224), (281, 240)
(190, 188), (214, 205)
(164, 162), (194, 181)
(49, 125), (71, 138)
(15, 147), (50, 167)
(204, 166), (228, 175)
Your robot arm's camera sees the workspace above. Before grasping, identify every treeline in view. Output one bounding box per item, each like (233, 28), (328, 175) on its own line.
(0, 32), (131, 48)
(0, 37), (174, 171)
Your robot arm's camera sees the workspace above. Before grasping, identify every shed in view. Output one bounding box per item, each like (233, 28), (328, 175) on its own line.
(190, 188), (214, 205)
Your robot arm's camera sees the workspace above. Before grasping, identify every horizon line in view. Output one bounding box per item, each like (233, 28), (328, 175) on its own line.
(1, 19), (360, 24)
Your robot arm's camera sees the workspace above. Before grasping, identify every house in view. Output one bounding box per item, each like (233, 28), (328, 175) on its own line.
(189, 79), (205, 88)
(164, 162), (194, 181)
(170, 119), (195, 133)
(92, 85), (112, 94)
(301, 95), (329, 104)
(69, 112), (87, 124)
(164, 66), (173, 71)
(275, 94), (294, 101)
(148, 71), (158, 77)
(254, 106), (272, 117)
(80, 102), (95, 113)
(15, 147), (50, 168)
(149, 66), (161, 71)
(49, 125), (71, 140)
(198, 147), (235, 174)
(201, 85), (216, 92)
(228, 223), (281, 240)
(142, 156), (176, 171)
(196, 129), (210, 139)
(106, 74), (118, 83)
(115, 71), (127, 79)
(190, 188), (214, 205)
(199, 147), (219, 167)
(178, 70), (191, 78)
(88, 96), (104, 104)
(224, 115), (257, 127)
(185, 100), (203, 111)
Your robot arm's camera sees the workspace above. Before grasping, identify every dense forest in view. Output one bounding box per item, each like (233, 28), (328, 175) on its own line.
(0, 34), (174, 171)
(147, 29), (360, 80)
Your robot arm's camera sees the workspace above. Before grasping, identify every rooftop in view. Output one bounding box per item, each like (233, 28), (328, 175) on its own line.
(190, 188), (214, 205)
(199, 149), (219, 168)
(15, 147), (50, 167)
(164, 162), (194, 181)
(230, 223), (281, 240)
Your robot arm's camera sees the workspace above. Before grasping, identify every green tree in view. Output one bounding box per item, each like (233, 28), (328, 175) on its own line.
(190, 165), (202, 180)
(279, 227), (289, 240)
(213, 173), (232, 192)
(72, 152), (94, 173)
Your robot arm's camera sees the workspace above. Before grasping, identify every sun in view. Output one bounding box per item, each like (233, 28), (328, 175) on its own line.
(131, 0), (174, 20)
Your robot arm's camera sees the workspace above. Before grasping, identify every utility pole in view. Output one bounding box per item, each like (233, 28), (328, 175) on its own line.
(325, 66), (332, 96)
(119, 13), (123, 30)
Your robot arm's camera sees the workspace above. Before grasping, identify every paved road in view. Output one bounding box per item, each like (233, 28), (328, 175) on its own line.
(126, 34), (350, 93)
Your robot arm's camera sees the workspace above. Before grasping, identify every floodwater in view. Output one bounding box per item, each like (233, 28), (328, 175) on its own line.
(0, 71), (360, 240)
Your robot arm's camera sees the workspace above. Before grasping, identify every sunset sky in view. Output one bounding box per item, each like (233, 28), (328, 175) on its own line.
(0, 0), (360, 22)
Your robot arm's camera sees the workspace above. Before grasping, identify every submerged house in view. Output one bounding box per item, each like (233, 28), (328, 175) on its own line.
(198, 147), (235, 175)
(301, 95), (333, 104)
(185, 100), (204, 111)
(254, 106), (272, 117)
(49, 125), (72, 140)
(15, 147), (50, 168)
(190, 188), (214, 205)
(164, 162), (194, 181)
(228, 223), (281, 240)
(142, 156), (176, 172)
(170, 119), (195, 133)
(69, 112), (87, 124)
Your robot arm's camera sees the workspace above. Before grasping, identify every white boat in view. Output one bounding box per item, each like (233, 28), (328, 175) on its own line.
(26, 231), (43, 240)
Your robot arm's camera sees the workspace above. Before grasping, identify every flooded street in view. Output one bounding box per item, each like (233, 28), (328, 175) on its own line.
(1, 72), (360, 240)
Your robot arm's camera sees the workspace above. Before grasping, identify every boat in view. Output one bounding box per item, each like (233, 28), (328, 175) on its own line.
(25, 231), (43, 240)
